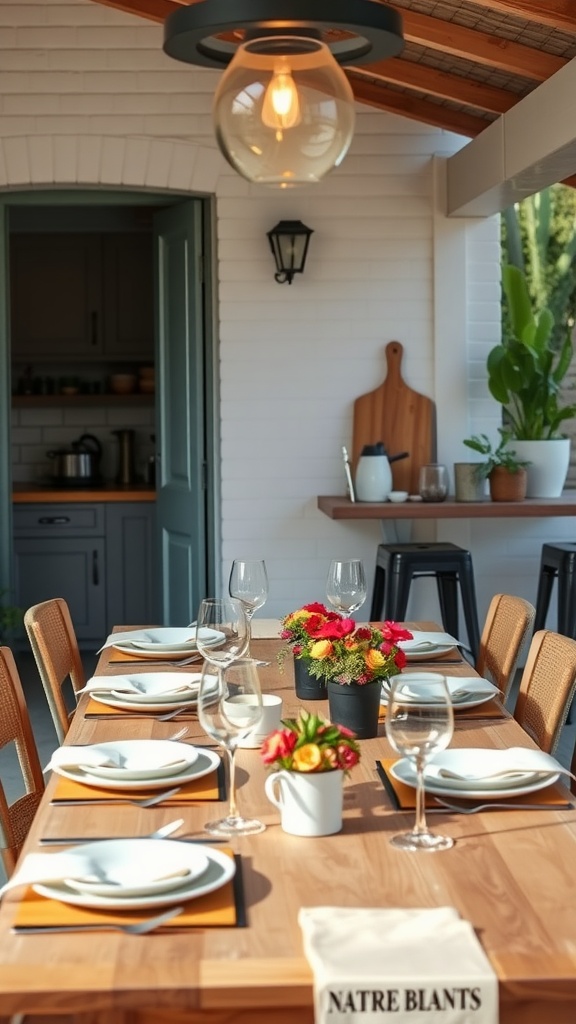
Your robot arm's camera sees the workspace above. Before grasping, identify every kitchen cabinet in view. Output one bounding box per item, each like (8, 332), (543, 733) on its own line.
(10, 232), (154, 361)
(13, 502), (157, 646)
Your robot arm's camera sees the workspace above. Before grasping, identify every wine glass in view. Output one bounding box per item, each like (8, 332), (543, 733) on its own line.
(229, 559), (269, 655)
(326, 559), (367, 614)
(197, 658), (266, 836)
(385, 675), (454, 852)
(195, 597), (249, 679)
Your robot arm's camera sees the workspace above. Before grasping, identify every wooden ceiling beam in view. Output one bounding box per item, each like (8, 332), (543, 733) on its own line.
(349, 75), (488, 138)
(355, 56), (518, 114)
(468, 0), (576, 33)
(87, 0), (173, 21)
(402, 10), (566, 80)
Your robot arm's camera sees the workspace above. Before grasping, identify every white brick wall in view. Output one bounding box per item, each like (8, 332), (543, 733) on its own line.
(1, 0), (564, 642)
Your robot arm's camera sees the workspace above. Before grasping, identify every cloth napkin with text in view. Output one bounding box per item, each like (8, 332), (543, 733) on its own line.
(299, 906), (498, 1024)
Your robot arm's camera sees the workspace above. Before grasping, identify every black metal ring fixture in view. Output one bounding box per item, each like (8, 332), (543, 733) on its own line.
(163, 0), (404, 69)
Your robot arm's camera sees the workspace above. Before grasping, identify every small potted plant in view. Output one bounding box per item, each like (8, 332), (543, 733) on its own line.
(261, 710), (361, 836)
(462, 431), (530, 502)
(279, 606), (411, 737)
(486, 264), (576, 495)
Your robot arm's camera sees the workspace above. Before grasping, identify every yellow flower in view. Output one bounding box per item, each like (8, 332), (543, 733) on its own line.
(365, 648), (386, 671)
(309, 639), (334, 660)
(292, 744), (323, 772)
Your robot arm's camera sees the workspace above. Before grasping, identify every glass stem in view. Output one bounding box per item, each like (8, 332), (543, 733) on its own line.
(244, 608), (254, 657)
(413, 755), (428, 837)
(226, 747), (238, 820)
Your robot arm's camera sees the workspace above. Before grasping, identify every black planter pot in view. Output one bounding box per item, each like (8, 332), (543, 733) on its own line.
(327, 679), (381, 739)
(293, 657), (328, 701)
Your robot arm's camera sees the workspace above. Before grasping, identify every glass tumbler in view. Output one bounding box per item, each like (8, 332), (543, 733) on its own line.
(419, 464), (449, 502)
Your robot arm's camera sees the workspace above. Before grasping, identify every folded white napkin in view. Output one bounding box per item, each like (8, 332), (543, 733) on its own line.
(0, 851), (107, 895)
(76, 674), (197, 697)
(299, 906), (498, 1024)
(43, 743), (192, 775)
(432, 747), (563, 782)
(399, 632), (460, 651)
(0, 850), (191, 896)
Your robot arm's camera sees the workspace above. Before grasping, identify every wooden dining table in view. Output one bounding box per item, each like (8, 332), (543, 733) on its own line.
(1, 625), (576, 1023)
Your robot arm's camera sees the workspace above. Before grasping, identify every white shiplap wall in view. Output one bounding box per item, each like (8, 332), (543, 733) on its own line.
(1, 0), (565, 640)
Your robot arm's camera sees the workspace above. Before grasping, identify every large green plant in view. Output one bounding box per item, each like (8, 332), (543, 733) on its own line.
(487, 264), (576, 439)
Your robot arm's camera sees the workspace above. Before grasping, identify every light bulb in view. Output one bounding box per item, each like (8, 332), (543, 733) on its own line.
(261, 65), (302, 132)
(213, 36), (355, 187)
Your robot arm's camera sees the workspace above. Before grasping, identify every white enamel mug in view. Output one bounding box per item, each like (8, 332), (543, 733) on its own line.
(264, 769), (343, 836)
(224, 693), (283, 748)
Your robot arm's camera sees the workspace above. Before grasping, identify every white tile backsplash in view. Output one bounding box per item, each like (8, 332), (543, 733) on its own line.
(11, 402), (155, 484)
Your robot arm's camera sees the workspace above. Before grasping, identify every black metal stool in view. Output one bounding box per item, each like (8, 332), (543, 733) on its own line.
(369, 541), (480, 661)
(534, 543), (576, 636)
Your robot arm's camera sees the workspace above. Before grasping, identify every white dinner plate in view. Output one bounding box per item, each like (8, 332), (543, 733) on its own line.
(108, 672), (203, 704)
(112, 627), (224, 655)
(381, 675), (499, 710)
(398, 631), (460, 662)
(89, 690), (199, 713)
(52, 747), (221, 791)
(390, 749), (560, 800)
(34, 841), (235, 910)
(69, 740), (199, 781)
(63, 840), (209, 898)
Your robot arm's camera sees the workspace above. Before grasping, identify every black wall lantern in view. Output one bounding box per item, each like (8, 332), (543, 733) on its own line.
(267, 220), (314, 284)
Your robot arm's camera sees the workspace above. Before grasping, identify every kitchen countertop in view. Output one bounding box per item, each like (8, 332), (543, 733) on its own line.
(13, 482), (156, 503)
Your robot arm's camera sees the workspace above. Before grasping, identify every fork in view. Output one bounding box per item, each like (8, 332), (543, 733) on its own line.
(16, 905), (185, 935)
(432, 796), (572, 814)
(156, 705), (195, 722)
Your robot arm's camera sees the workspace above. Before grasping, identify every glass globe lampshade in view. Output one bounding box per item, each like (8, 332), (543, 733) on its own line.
(213, 36), (356, 187)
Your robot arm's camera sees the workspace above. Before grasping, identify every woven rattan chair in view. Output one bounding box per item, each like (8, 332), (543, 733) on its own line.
(0, 646), (44, 876)
(514, 629), (576, 756)
(24, 598), (85, 744)
(475, 593), (535, 702)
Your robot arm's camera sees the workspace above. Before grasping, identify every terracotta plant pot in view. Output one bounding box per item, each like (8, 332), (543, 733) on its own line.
(489, 466), (527, 502)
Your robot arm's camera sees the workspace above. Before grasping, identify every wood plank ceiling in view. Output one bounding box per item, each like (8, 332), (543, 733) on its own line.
(89, 0), (576, 185)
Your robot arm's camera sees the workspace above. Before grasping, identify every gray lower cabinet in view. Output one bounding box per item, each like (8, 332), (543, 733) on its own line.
(13, 502), (157, 646)
(105, 504), (157, 630)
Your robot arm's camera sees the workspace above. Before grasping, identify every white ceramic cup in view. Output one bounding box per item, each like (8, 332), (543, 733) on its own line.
(224, 693), (283, 748)
(264, 769), (343, 836)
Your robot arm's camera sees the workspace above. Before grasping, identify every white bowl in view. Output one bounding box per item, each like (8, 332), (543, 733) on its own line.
(389, 490), (409, 503)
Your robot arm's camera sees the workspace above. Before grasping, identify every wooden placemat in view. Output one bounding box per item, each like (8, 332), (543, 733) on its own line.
(51, 761), (225, 804)
(376, 758), (573, 811)
(13, 852), (245, 931)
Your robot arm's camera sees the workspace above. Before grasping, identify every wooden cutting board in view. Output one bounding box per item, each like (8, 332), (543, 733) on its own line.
(352, 341), (436, 495)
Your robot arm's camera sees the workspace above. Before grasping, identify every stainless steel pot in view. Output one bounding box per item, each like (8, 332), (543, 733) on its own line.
(46, 433), (102, 483)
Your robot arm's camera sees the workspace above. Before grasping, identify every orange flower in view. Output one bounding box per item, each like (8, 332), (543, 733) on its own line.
(309, 639), (334, 661)
(292, 744), (323, 772)
(365, 648), (386, 671)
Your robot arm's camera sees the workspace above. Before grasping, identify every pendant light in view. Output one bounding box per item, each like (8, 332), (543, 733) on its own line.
(163, 1), (404, 187)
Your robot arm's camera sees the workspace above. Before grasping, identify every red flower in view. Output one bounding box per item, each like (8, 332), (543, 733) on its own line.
(260, 729), (298, 765)
(303, 602), (330, 614)
(313, 618), (356, 640)
(302, 613), (327, 637)
(355, 627), (372, 641)
(336, 744), (360, 769)
(381, 621), (413, 643)
(394, 649), (407, 669)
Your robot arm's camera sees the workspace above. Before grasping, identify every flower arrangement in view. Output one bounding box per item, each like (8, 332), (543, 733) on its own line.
(279, 602), (412, 685)
(261, 710), (361, 773)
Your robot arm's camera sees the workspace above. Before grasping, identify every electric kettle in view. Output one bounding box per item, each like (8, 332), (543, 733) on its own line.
(355, 443), (409, 502)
